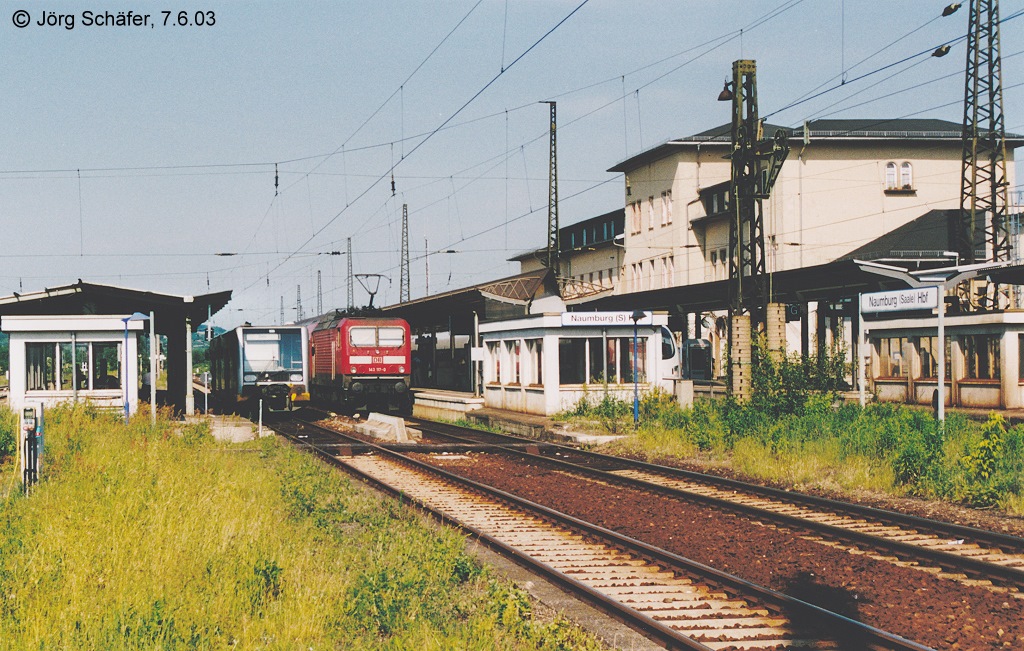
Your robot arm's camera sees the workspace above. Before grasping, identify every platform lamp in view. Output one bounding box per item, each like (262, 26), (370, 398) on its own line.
(630, 309), (647, 426)
(122, 312), (150, 423)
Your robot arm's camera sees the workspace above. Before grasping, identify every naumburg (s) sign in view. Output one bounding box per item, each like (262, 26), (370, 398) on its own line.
(861, 287), (939, 314)
(561, 311), (653, 326)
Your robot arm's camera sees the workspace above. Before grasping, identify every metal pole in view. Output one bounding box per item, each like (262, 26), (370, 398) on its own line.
(258, 399), (263, 437)
(858, 294), (866, 408)
(937, 283), (946, 424)
(602, 328), (608, 399)
(185, 316), (195, 416)
(633, 322), (639, 425)
(150, 311), (157, 425)
(123, 321), (130, 423)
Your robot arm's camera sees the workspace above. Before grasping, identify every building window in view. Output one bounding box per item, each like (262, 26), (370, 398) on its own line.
(527, 339), (543, 385)
(647, 197), (655, 230)
(667, 255), (675, 286)
(900, 162), (913, 189)
(917, 336), (950, 379)
(26, 343), (57, 391)
(487, 342), (500, 383)
(631, 201), (641, 234)
(558, 339), (587, 384)
(876, 337), (907, 378)
(661, 190), (673, 225)
(1019, 334), (1024, 382)
(885, 162), (898, 190)
(26, 341), (121, 391)
(620, 338), (647, 383)
(505, 340), (521, 384)
(964, 334), (1000, 380)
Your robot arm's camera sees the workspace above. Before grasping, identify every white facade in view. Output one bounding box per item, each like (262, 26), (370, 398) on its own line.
(3, 315), (146, 415)
(615, 124), (995, 295)
(480, 312), (674, 416)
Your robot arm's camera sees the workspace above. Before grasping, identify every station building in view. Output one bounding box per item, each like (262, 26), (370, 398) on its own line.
(383, 117), (1024, 415)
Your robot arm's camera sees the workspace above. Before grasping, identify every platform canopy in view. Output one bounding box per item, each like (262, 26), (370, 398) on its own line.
(583, 258), (1024, 315)
(0, 280), (232, 413)
(382, 268), (555, 332)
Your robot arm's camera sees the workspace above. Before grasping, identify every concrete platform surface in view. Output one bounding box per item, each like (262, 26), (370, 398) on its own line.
(467, 407), (626, 446)
(182, 414), (261, 443)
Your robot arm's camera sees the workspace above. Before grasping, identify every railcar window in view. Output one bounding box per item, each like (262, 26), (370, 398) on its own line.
(378, 327), (405, 347)
(349, 327), (376, 347)
(661, 326), (675, 360)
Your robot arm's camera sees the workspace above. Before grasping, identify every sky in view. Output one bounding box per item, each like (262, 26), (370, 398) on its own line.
(1, 0), (1022, 329)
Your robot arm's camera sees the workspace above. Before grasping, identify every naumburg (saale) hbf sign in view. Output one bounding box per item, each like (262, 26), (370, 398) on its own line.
(861, 287), (939, 314)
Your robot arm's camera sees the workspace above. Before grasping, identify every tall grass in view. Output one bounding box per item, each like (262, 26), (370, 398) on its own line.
(0, 404), (602, 650)
(581, 391), (1024, 516)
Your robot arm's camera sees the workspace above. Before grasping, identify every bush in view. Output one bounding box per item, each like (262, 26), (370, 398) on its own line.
(0, 406), (17, 462)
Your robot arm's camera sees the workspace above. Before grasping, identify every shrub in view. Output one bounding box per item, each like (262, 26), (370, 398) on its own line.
(0, 406), (17, 462)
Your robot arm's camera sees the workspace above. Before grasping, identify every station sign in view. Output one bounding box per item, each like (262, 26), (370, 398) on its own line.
(561, 311), (653, 326)
(861, 287), (939, 314)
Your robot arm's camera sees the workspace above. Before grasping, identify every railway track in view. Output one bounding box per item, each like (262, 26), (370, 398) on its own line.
(272, 416), (931, 651)
(408, 417), (1024, 594)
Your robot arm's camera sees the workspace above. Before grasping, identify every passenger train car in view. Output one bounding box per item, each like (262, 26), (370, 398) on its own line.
(209, 325), (310, 413)
(309, 314), (412, 414)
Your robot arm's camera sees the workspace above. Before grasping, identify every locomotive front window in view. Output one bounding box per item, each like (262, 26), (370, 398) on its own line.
(378, 327), (405, 347)
(243, 331), (290, 373)
(279, 331), (304, 370)
(349, 327), (376, 347)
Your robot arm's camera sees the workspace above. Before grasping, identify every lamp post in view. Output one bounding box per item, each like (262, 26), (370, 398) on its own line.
(122, 312), (150, 423)
(630, 309), (646, 426)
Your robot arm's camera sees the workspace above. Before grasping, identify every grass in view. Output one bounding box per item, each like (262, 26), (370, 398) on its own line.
(0, 403), (604, 650)
(569, 390), (1024, 516)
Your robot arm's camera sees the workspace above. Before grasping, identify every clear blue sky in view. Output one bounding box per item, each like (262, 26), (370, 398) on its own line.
(0, 0), (1021, 328)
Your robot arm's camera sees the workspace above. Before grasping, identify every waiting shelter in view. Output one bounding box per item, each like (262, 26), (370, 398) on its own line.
(479, 311), (678, 416)
(3, 315), (146, 415)
(0, 281), (231, 414)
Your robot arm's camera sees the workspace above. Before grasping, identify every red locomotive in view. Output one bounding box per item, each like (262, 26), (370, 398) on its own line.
(308, 313), (412, 414)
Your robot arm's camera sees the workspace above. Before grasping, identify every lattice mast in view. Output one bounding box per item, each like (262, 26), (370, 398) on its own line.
(542, 101), (560, 279)
(726, 60), (789, 321)
(958, 0), (1011, 277)
(400, 203), (411, 302)
(296, 285), (304, 321)
(346, 237), (354, 309)
(316, 270), (323, 315)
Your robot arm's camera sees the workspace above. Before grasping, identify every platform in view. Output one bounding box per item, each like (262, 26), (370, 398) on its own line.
(411, 388), (484, 421)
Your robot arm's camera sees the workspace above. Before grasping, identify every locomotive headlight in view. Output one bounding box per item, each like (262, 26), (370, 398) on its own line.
(350, 366), (357, 374)
(289, 374), (303, 382)
(243, 374), (257, 383)
(398, 366), (405, 373)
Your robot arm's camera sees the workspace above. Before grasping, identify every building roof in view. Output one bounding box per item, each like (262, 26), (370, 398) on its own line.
(381, 268), (555, 330)
(839, 209), (992, 266)
(0, 280), (231, 334)
(608, 118), (1023, 173)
